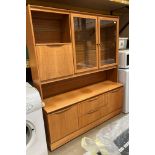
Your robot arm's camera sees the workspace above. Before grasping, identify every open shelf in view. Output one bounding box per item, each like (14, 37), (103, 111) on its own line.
(31, 11), (71, 44)
(43, 80), (123, 113)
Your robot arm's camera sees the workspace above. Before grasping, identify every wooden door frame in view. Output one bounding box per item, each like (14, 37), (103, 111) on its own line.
(71, 13), (99, 74)
(98, 17), (119, 69)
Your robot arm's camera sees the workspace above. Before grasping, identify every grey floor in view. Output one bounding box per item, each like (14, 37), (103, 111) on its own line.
(48, 113), (128, 155)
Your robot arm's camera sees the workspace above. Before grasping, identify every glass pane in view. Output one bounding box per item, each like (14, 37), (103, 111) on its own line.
(74, 17), (97, 70)
(100, 20), (117, 65)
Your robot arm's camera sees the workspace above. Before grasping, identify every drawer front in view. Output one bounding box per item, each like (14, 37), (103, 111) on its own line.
(107, 87), (123, 113)
(79, 109), (102, 128)
(47, 104), (78, 143)
(78, 93), (108, 116)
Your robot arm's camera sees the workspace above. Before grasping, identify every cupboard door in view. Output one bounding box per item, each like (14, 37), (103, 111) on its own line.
(72, 14), (98, 72)
(107, 87), (123, 113)
(48, 105), (78, 143)
(36, 44), (74, 81)
(99, 18), (118, 67)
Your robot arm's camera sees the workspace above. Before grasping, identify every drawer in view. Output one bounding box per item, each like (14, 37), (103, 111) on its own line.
(78, 93), (108, 116)
(79, 109), (102, 128)
(47, 104), (78, 143)
(107, 87), (123, 113)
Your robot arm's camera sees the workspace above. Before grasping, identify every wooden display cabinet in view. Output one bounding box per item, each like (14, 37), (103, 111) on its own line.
(26, 5), (123, 151)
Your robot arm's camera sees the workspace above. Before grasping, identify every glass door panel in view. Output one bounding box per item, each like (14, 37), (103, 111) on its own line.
(99, 20), (117, 66)
(73, 16), (97, 72)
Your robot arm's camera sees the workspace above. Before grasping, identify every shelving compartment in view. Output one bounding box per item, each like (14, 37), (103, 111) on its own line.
(31, 11), (71, 44)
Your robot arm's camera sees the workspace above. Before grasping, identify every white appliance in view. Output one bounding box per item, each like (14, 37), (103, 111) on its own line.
(119, 49), (129, 69)
(118, 49), (129, 113)
(26, 83), (48, 155)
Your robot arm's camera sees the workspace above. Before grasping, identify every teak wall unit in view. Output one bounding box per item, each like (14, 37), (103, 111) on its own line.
(26, 5), (123, 151)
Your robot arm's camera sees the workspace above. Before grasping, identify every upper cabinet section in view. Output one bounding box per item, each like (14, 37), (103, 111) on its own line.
(31, 11), (71, 44)
(71, 14), (98, 73)
(99, 18), (118, 67)
(27, 5), (119, 84)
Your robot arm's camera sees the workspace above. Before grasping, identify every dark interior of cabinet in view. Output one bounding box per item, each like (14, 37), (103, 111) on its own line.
(73, 17), (97, 70)
(31, 11), (71, 44)
(41, 68), (117, 99)
(100, 20), (116, 65)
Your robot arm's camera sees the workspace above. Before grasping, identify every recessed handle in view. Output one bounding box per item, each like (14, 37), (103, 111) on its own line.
(88, 97), (98, 102)
(87, 109), (98, 114)
(110, 88), (120, 93)
(52, 106), (72, 114)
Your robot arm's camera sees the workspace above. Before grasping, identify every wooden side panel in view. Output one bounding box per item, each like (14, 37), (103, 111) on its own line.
(47, 105), (79, 143)
(36, 44), (74, 81)
(107, 87), (123, 113)
(26, 5), (42, 95)
(42, 71), (107, 98)
(106, 68), (118, 82)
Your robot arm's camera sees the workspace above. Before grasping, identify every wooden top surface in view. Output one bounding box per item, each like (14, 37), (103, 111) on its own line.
(43, 81), (123, 113)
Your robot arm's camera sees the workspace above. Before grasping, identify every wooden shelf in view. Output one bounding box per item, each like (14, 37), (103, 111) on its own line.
(41, 64), (117, 84)
(36, 43), (71, 46)
(43, 80), (123, 113)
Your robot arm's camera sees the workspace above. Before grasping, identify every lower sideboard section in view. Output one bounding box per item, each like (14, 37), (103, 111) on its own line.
(49, 108), (122, 151)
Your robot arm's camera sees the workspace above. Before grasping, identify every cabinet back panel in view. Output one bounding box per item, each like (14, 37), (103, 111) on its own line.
(42, 71), (107, 99)
(31, 11), (71, 43)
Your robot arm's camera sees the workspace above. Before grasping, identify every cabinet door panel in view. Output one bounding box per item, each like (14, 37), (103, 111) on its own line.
(36, 44), (74, 81)
(72, 14), (98, 72)
(99, 18), (117, 67)
(48, 105), (78, 143)
(107, 87), (123, 113)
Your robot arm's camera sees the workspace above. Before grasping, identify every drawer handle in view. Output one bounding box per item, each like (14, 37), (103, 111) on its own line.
(88, 97), (98, 102)
(53, 106), (72, 114)
(87, 109), (98, 114)
(110, 88), (120, 93)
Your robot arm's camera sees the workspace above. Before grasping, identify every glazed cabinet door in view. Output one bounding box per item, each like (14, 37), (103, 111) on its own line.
(107, 87), (123, 113)
(36, 44), (74, 81)
(71, 14), (98, 73)
(98, 17), (118, 68)
(47, 105), (78, 143)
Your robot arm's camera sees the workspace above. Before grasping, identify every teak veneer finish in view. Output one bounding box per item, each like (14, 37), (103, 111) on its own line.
(26, 4), (123, 151)
(36, 44), (74, 81)
(43, 81), (123, 113)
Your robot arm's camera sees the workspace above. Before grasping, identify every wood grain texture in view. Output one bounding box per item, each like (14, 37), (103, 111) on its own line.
(26, 5), (43, 97)
(36, 44), (74, 81)
(47, 104), (78, 143)
(107, 87), (123, 113)
(79, 108), (102, 128)
(43, 81), (123, 113)
(41, 70), (107, 98)
(41, 64), (117, 84)
(78, 93), (108, 116)
(49, 109), (122, 151)
(31, 11), (71, 44)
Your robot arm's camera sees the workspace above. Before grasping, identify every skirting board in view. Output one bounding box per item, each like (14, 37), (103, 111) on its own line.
(49, 108), (122, 151)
